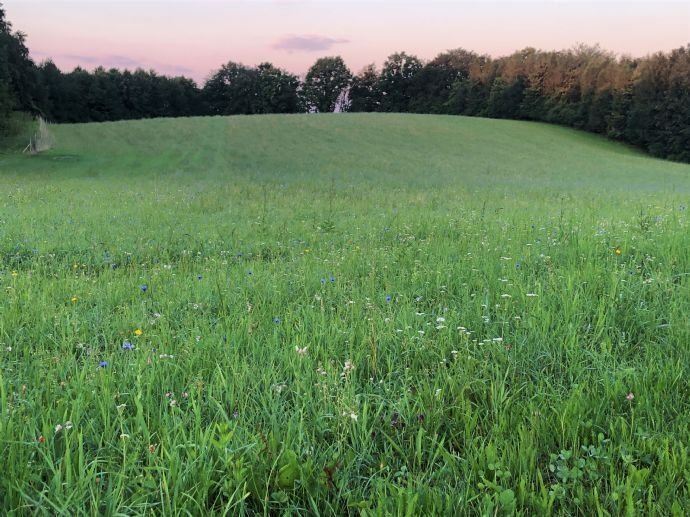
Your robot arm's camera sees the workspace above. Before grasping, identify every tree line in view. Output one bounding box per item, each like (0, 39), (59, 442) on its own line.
(1, 4), (688, 161)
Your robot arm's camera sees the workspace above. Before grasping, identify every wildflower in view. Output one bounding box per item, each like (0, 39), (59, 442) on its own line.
(197, 274), (202, 280)
(385, 295), (392, 303)
(71, 296), (78, 303)
(232, 408), (240, 419)
(526, 293), (538, 297)
(341, 360), (354, 378)
(272, 383), (288, 394)
(295, 345), (308, 356)
(273, 317), (282, 324)
(149, 444), (157, 454)
(55, 424), (64, 434)
(417, 414), (426, 423)
(64, 421), (73, 431)
(159, 354), (174, 359)
(99, 361), (108, 368)
(169, 399), (177, 407)
(321, 278), (326, 284)
(343, 410), (358, 421)
(122, 340), (134, 351)
(134, 329), (143, 336)
(120, 434), (130, 439)
(37, 435), (45, 444)
(330, 276), (336, 283)
(615, 247), (622, 256)
(626, 392), (634, 401)
(140, 284), (148, 293)
(11, 271), (18, 277)
(436, 317), (445, 323)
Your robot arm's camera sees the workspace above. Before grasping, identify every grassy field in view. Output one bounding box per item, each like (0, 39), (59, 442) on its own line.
(1, 113), (689, 515)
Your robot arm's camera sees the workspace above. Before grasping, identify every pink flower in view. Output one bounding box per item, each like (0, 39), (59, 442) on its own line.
(626, 392), (634, 401)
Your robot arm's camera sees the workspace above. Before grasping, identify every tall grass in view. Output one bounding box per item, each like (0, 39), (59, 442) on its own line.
(0, 114), (689, 514)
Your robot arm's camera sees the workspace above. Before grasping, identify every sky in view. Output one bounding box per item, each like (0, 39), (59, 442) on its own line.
(3, 0), (689, 84)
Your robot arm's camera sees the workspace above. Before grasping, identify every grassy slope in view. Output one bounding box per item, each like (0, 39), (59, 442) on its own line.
(1, 114), (689, 514)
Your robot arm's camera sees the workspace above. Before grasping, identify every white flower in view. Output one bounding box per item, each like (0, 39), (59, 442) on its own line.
(272, 383), (288, 394)
(55, 424), (64, 434)
(343, 411), (358, 421)
(436, 317), (445, 323)
(295, 346), (308, 356)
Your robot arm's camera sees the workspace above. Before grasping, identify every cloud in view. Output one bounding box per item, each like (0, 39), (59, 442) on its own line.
(272, 34), (349, 52)
(60, 53), (142, 67)
(36, 52), (195, 77)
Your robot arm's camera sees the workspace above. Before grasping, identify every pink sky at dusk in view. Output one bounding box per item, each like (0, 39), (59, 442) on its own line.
(4, 1), (689, 84)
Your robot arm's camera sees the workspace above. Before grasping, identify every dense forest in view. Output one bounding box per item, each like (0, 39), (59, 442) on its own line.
(1, 5), (688, 162)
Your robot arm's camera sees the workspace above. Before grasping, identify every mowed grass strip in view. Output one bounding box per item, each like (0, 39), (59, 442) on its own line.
(1, 114), (689, 514)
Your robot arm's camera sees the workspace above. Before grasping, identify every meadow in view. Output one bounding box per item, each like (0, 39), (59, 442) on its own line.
(1, 113), (689, 515)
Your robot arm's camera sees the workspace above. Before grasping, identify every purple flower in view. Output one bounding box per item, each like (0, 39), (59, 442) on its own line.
(140, 284), (148, 293)
(122, 340), (134, 351)
(321, 278), (327, 284)
(385, 295), (392, 303)
(330, 276), (336, 283)
(273, 317), (282, 324)
(197, 274), (202, 280)
(99, 361), (108, 368)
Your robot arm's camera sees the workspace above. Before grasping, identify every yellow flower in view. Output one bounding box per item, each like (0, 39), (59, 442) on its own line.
(11, 271), (18, 277)
(71, 297), (78, 303)
(134, 329), (143, 336)
(614, 247), (622, 256)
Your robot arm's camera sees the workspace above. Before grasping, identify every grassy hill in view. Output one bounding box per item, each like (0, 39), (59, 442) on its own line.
(1, 114), (689, 514)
